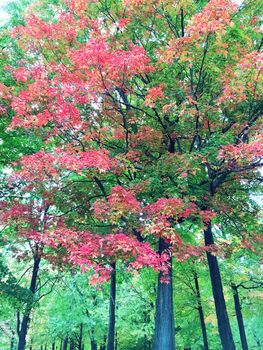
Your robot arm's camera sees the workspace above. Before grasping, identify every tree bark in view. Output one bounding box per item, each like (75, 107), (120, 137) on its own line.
(204, 223), (235, 350)
(17, 253), (41, 350)
(78, 323), (83, 350)
(107, 262), (116, 350)
(154, 238), (175, 350)
(193, 271), (209, 350)
(69, 339), (75, 350)
(91, 340), (97, 350)
(232, 284), (248, 350)
(62, 337), (68, 350)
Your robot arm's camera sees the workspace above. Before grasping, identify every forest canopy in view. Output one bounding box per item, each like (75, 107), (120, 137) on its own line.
(0, 0), (262, 350)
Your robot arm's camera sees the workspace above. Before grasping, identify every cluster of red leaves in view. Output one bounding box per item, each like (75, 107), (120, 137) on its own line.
(12, 12), (87, 43)
(144, 198), (194, 220)
(68, 37), (154, 91)
(10, 82), (82, 129)
(218, 138), (263, 164)
(159, 0), (238, 64)
(93, 185), (141, 221)
(13, 148), (113, 182)
(0, 201), (55, 241)
(94, 188), (217, 227)
(40, 227), (169, 284)
(144, 84), (164, 107)
(0, 202), (31, 223)
(144, 198), (216, 224)
(187, 0), (238, 38)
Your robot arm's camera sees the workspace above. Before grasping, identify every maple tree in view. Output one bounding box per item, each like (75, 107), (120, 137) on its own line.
(0, 0), (262, 349)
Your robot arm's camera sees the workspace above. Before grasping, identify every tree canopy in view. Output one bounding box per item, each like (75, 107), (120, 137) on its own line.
(0, 0), (262, 350)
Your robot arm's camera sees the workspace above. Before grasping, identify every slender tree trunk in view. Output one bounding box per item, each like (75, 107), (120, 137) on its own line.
(69, 339), (74, 350)
(91, 340), (97, 350)
(62, 337), (68, 350)
(107, 262), (116, 350)
(154, 238), (175, 350)
(204, 223), (235, 350)
(18, 253), (41, 350)
(52, 343), (55, 350)
(232, 284), (248, 350)
(78, 323), (83, 350)
(193, 271), (209, 350)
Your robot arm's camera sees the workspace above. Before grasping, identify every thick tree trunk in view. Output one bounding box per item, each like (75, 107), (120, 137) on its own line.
(17, 253), (41, 350)
(204, 223), (235, 350)
(107, 262), (116, 350)
(232, 284), (248, 350)
(193, 271), (209, 350)
(154, 238), (175, 350)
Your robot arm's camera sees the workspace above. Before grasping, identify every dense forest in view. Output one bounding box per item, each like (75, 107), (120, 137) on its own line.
(0, 0), (262, 349)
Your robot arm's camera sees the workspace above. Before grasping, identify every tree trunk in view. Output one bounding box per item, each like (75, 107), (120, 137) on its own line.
(204, 223), (235, 350)
(69, 339), (74, 350)
(107, 262), (116, 350)
(193, 271), (209, 350)
(91, 340), (97, 350)
(17, 253), (41, 350)
(232, 284), (248, 350)
(154, 238), (175, 350)
(78, 323), (83, 350)
(62, 337), (68, 350)
(52, 343), (55, 350)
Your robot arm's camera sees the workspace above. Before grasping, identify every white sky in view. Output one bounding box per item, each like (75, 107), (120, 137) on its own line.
(0, 0), (12, 25)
